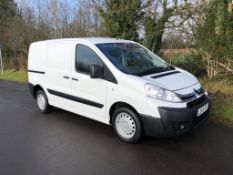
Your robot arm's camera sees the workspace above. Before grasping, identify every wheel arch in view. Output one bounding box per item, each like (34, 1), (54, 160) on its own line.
(109, 101), (141, 124)
(29, 83), (45, 98)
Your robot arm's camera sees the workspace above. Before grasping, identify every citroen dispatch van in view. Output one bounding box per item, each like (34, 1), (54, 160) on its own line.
(28, 38), (211, 143)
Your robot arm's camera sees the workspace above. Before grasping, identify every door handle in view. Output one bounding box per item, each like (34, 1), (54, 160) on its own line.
(63, 75), (70, 79)
(72, 77), (79, 81)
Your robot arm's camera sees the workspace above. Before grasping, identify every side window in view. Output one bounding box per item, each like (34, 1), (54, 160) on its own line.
(76, 45), (102, 74)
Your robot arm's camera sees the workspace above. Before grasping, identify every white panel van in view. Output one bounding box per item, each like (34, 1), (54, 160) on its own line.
(28, 38), (211, 143)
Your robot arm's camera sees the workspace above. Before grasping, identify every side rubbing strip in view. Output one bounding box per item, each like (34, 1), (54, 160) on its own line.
(28, 70), (45, 74)
(47, 89), (104, 108)
(151, 71), (180, 79)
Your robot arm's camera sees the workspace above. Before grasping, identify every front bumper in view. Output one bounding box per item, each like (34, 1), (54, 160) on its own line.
(140, 95), (212, 137)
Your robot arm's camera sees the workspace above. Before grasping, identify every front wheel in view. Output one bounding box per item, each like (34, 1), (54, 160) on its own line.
(113, 107), (142, 143)
(36, 90), (53, 113)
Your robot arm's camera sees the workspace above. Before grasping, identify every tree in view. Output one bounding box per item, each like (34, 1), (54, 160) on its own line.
(0, 0), (17, 18)
(162, 33), (192, 49)
(194, 0), (233, 77)
(0, 0), (18, 46)
(0, 0), (19, 64)
(195, 0), (233, 60)
(0, 0), (18, 42)
(97, 0), (143, 41)
(70, 0), (105, 37)
(143, 0), (193, 53)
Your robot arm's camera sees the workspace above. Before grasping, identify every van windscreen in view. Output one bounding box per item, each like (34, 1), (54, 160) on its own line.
(96, 43), (173, 76)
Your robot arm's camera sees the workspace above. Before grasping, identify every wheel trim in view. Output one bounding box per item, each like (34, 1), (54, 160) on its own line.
(37, 94), (46, 110)
(115, 112), (136, 139)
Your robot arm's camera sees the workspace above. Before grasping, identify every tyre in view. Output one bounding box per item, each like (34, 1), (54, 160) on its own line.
(113, 107), (142, 143)
(36, 90), (53, 113)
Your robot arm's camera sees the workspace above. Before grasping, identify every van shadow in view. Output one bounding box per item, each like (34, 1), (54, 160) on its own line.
(49, 107), (215, 147)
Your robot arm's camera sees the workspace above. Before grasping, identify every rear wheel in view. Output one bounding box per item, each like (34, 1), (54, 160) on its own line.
(36, 90), (53, 113)
(113, 107), (142, 143)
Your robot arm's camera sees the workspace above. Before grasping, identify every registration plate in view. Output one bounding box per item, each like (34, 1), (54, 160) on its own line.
(197, 103), (209, 117)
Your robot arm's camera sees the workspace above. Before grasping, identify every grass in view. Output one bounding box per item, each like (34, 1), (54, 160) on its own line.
(0, 71), (27, 83)
(201, 79), (233, 94)
(201, 80), (233, 127)
(213, 103), (233, 126)
(0, 71), (232, 127)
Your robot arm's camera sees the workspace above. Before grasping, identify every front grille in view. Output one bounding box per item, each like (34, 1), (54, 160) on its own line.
(178, 87), (205, 102)
(195, 87), (205, 95)
(187, 95), (207, 108)
(180, 93), (195, 101)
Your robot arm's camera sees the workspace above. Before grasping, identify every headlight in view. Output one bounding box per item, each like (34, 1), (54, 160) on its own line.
(145, 83), (181, 102)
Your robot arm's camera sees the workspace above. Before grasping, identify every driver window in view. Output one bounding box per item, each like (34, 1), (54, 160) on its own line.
(76, 45), (102, 74)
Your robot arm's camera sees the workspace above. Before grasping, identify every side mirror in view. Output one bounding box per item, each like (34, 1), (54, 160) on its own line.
(90, 64), (103, 79)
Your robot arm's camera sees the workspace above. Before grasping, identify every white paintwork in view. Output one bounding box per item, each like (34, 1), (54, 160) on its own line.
(46, 43), (73, 109)
(142, 70), (198, 91)
(28, 37), (205, 125)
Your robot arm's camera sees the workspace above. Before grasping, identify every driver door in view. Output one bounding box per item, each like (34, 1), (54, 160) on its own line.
(70, 44), (108, 122)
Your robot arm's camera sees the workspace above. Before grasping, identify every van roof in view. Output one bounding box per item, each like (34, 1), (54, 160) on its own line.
(32, 37), (134, 45)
